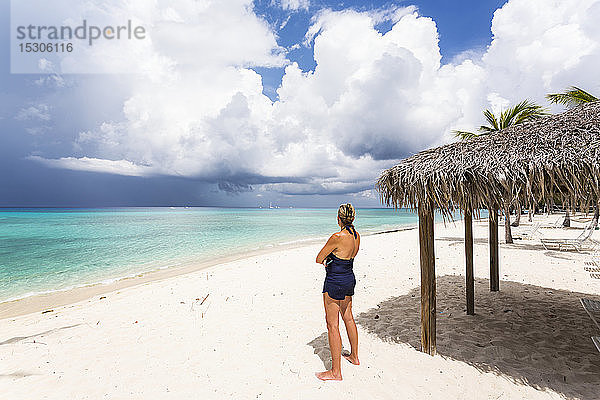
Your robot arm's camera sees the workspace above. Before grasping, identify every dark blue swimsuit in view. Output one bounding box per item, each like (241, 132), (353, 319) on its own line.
(322, 225), (357, 300)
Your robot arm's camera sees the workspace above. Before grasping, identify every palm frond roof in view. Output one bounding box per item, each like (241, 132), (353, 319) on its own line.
(377, 101), (600, 217)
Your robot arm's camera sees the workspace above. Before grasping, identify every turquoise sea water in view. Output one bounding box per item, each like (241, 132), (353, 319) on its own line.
(0, 207), (447, 303)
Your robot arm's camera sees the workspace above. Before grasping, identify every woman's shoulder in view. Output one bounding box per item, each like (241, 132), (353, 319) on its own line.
(330, 231), (344, 240)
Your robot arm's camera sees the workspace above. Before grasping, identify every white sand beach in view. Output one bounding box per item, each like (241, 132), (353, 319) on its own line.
(1, 215), (599, 399)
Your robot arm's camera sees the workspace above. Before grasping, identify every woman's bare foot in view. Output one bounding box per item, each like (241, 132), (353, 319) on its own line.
(343, 353), (360, 365)
(315, 370), (342, 381)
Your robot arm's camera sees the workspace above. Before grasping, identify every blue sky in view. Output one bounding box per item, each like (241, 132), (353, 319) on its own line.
(1, 0), (597, 207)
(252, 0), (507, 100)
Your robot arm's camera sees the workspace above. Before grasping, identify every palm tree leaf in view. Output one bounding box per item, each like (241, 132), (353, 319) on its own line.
(456, 99), (546, 141)
(452, 130), (478, 140)
(500, 100), (548, 127)
(477, 126), (495, 134)
(547, 86), (598, 108)
(481, 109), (500, 131)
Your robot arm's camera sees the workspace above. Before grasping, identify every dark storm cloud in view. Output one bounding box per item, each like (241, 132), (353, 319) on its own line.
(273, 180), (376, 196)
(217, 182), (253, 194)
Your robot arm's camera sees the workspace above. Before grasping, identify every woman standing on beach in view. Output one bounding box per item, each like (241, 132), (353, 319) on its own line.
(315, 203), (360, 381)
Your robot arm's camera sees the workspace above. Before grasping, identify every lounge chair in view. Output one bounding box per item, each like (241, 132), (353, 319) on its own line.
(541, 216), (565, 228)
(592, 337), (600, 352)
(540, 220), (598, 251)
(580, 298), (600, 330)
(584, 253), (600, 271)
(585, 251), (600, 267)
(580, 299), (600, 352)
(513, 222), (541, 240)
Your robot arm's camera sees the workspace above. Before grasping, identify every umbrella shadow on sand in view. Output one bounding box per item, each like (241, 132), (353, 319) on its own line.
(345, 275), (600, 399)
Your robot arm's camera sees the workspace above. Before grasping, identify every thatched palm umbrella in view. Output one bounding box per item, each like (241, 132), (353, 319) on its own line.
(377, 101), (600, 355)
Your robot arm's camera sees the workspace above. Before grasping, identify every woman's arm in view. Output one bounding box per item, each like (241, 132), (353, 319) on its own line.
(316, 233), (339, 264)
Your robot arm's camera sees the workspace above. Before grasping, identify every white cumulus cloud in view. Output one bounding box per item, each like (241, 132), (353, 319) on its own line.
(280, 0), (310, 11)
(31, 0), (600, 196)
(16, 104), (51, 121)
(28, 156), (157, 176)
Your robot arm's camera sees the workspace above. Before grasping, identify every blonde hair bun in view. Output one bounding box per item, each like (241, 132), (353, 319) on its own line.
(338, 203), (355, 226)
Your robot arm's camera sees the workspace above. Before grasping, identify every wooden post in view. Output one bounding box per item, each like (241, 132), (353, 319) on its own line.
(489, 207), (499, 292)
(503, 201), (513, 244)
(418, 199), (436, 355)
(464, 208), (474, 315)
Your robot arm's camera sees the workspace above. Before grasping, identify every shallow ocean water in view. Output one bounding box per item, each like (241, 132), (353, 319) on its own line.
(0, 207), (448, 303)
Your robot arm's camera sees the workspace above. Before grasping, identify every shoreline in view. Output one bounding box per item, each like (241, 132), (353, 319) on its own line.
(0, 224), (422, 320)
(0, 237), (322, 320)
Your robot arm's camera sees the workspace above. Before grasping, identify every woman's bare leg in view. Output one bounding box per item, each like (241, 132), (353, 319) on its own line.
(340, 296), (359, 365)
(316, 293), (343, 381)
